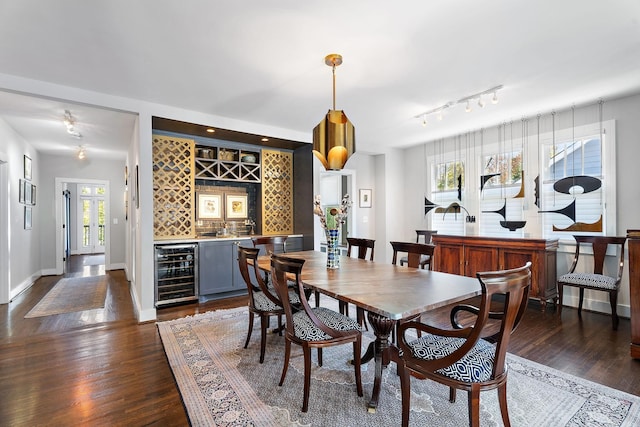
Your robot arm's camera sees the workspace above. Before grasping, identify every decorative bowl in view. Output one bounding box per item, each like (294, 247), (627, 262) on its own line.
(241, 154), (256, 163)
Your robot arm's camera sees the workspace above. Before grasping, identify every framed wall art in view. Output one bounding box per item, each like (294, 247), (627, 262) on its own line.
(24, 206), (32, 230)
(24, 155), (32, 181)
(226, 194), (248, 219)
(359, 189), (372, 208)
(197, 193), (223, 220)
(19, 179), (25, 204)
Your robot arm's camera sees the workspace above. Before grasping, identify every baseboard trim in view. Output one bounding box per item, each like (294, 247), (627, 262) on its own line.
(10, 271), (41, 301)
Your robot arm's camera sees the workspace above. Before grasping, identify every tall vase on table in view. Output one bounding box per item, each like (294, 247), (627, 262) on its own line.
(314, 194), (351, 270)
(326, 228), (340, 269)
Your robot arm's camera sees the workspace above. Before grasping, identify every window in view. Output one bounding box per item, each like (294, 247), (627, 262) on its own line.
(539, 121), (614, 241)
(431, 160), (465, 235)
(479, 149), (525, 237)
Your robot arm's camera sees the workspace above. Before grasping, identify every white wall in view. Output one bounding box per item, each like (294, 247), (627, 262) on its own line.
(0, 118), (41, 299)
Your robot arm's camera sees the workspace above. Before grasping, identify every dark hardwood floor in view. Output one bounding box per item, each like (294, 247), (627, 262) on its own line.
(1, 255), (639, 425)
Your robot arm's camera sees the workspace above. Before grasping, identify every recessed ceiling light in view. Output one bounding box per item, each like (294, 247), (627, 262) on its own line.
(261, 137), (269, 142)
(206, 128), (215, 133)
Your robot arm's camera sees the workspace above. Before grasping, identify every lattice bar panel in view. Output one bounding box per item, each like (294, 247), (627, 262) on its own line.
(261, 149), (293, 235)
(153, 135), (196, 239)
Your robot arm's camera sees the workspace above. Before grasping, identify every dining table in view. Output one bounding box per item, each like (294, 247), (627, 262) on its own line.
(255, 250), (482, 412)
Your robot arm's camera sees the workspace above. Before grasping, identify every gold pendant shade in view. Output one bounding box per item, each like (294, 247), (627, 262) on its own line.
(312, 53), (356, 171)
(313, 109), (355, 170)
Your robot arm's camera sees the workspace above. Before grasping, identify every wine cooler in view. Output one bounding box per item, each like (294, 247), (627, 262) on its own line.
(154, 243), (198, 307)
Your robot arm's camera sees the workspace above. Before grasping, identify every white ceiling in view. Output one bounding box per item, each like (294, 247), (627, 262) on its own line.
(0, 0), (639, 159)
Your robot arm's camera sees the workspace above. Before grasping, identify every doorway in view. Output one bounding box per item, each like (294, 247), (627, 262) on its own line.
(77, 184), (106, 254)
(55, 178), (110, 275)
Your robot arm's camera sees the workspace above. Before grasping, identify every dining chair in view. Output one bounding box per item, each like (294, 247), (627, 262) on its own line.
(557, 235), (627, 330)
(397, 262), (532, 427)
(252, 235), (288, 255)
(270, 253), (363, 412)
(237, 246), (303, 363)
(399, 230), (437, 269)
(343, 237), (376, 329)
(252, 236), (288, 285)
(390, 241), (437, 341)
(391, 241), (436, 270)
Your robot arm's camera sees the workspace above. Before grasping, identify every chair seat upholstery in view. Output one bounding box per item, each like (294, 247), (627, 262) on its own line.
(558, 272), (618, 290)
(254, 289), (301, 311)
(292, 307), (361, 341)
(407, 334), (497, 383)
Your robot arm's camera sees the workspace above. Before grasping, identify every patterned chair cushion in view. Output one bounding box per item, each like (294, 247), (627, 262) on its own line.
(558, 273), (618, 290)
(292, 307), (361, 341)
(252, 289), (301, 312)
(407, 334), (497, 383)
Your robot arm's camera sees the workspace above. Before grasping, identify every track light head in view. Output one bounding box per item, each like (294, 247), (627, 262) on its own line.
(465, 100), (472, 113)
(478, 97), (485, 108)
(492, 91), (499, 104)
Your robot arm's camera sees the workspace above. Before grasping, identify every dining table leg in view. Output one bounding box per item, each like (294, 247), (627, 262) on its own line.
(363, 311), (396, 412)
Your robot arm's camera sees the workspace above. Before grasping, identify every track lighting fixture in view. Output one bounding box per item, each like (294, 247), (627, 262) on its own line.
(414, 85), (503, 125)
(77, 145), (86, 160)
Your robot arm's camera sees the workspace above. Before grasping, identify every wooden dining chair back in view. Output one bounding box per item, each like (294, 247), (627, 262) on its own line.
(252, 235), (288, 255)
(415, 229), (437, 244)
(346, 237), (375, 261)
(237, 246), (285, 363)
(344, 237), (375, 328)
(270, 253), (363, 412)
(397, 262), (532, 427)
(391, 241), (436, 270)
(557, 235), (627, 330)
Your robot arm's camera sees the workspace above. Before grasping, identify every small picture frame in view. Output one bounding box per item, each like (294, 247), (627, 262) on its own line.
(24, 206), (32, 230)
(24, 181), (32, 205)
(197, 193), (223, 220)
(226, 194), (248, 219)
(359, 189), (372, 208)
(19, 179), (25, 204)
(30, 184), (36, 206)
(24, 155), (32, 181)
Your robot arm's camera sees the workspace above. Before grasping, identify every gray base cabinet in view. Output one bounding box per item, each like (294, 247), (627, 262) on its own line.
(198, 240), (245, 298)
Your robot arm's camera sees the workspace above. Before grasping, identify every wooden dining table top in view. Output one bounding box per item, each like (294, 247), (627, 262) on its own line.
(256, 250), (482, 320)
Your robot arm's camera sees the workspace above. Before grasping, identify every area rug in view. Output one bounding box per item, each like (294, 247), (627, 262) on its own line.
(157, 305), (640, 426)
(25, 276), (108, 318)
(83, 255), (105, 266)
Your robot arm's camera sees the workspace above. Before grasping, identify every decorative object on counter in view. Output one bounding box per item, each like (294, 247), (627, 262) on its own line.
(314, 194), (351, 269)
(244, 219), (256, 235)
(312, 53), (356, 171)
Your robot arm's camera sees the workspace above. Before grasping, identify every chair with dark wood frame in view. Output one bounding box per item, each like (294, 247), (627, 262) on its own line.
(392, 241), (436, 270)
(342, 237), (376, 328)
(397, 262), (532, 427)
(252, 235), (288, 255)
(237, 246), (303, 363)
(557, 235), (627, 330)
(400, 230), (437, 269)
(270, 253), (363, 412)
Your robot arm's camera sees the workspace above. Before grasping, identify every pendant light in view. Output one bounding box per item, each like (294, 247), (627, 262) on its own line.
(312, 54), (356, 170)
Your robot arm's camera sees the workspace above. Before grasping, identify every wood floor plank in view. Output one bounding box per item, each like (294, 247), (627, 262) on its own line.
(1, 254), (639, 426)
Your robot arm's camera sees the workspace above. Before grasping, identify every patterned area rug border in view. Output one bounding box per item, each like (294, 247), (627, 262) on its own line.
(158, 306), (640, 426)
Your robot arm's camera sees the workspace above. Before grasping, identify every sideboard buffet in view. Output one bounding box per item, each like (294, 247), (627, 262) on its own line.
(432, 234), (559, 311)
